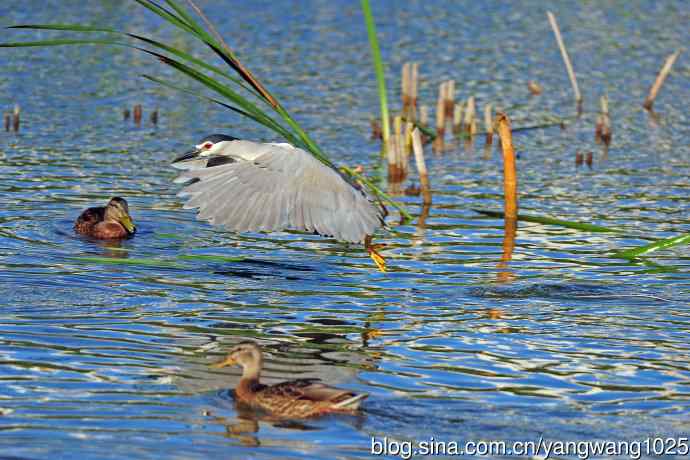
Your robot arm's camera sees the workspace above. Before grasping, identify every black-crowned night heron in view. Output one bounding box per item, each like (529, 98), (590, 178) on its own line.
(172, 135), (387, 271)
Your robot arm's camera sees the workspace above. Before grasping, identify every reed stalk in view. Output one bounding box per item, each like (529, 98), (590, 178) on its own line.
(452, 102), (463, 136)
(643, 50), (681, 111)
(410, 62), (419, 121)
(4, 112), (10, 132)
(12, 104), (20, 132)
(547, 11), (582, 108)
(2, 0), (412, 221)
(361, 0), (390, 152)
(401, 62), (410, 117)
(412, 128), (431, 205)
(496, 113), (517, 220)
(464, 96), (476, 137)
(484, 103), (493, 145)
(133, 104), (142, 125)
(433, 82), (446, 152)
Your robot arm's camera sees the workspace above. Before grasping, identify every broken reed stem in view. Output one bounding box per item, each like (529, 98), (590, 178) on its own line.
(401, 62), (410, 118)
(464, 96), (476, 137)
(403, 120), (413, 163)
(412, 128), (431, 205)
(484, 104), (493, 145)
(643, 50), (681, 111)
(133, 104), (142, 125)
(547, 11), (582, 107)
(12, 104), (20, 132)
(496, 113), (518, 220)
(453, 102), (463, 136)
(600, 95), (611, 146)
(3, 113), (9, 132)
(123, 108), (131, 121)
(387, 115), (405, 183)
(150, 108), (159, 125)
(433, 83), (446, 152)
(419, 105), (428, 127)
(575, 151), (584, 166)
(410, 62), (419, 121)
(444, 80), (455, 121)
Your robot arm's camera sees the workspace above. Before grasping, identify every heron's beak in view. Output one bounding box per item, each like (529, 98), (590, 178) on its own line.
(211, 356), (236, 369)
(119, 214), (136, 235)
(173, 148), (201, 164)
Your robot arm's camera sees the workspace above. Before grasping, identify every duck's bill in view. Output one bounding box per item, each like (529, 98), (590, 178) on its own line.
(120, 215), (136, 234)
(173, 149), (200, 164)
(211, 357), (236, 369)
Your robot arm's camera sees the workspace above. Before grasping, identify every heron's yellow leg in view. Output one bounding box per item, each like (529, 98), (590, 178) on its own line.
(365, 235), (387, 272)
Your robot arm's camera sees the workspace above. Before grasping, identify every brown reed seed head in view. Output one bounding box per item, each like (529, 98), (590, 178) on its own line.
(585, 152), (593, 167)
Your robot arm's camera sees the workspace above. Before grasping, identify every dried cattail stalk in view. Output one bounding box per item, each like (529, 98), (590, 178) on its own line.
(419, 105), (428, 127)
(484, 104), (494, 145)
(575, 151), (584, 166)
(444, 80), (455, 120)
(452, 101), (464, 136)
(643, 50), (681, 111)
(123, 108), (131, 121)
(433, 83), (446, 152)
(528, 81), (543, 95)
(412, 128), (431, 205)
(403, 120), (413, 158)
(133, 104), (142, 125)
(547, 11), (582, 107)
(150, 108), (159, 125)
(410, 62), (419, 121)
(370, 118), (382, 140)
(401, 62), (410, 117)
(599, 95), (611, 146)
(12, 104), (20, 132)
(4, 113), (10, 132)
(464, 96), (476, 137)
(496, 113), (518, 220)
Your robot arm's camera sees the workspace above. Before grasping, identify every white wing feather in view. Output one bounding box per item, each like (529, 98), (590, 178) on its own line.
(175, 141), (384, 243)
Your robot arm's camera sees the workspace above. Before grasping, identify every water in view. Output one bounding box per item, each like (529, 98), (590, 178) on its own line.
(0, 1), (689, 458)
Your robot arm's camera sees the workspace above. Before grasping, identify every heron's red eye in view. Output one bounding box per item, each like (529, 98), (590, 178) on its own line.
(204, 142), (213, 149)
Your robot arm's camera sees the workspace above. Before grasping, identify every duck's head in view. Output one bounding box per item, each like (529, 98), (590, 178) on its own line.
(173, 134), (238, 164)
(104, 197), (136, 235)
(212, 341), (263, 376)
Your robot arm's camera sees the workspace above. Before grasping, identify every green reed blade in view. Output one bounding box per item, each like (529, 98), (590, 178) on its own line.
(361, 0), (390, 152)
(614, 233), (690, 259)
(474, 209), (621, 233)
(69, 256), (184, 268)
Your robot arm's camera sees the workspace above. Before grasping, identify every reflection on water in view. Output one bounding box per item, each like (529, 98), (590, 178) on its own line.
(0, 0), (689, 458)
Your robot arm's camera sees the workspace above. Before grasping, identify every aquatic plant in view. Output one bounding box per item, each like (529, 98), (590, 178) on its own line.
(1, 0), (411, 220)
(361, 0), (391, 155)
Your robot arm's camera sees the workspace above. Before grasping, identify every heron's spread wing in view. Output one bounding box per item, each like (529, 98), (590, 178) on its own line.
(175, 141), (385, 243)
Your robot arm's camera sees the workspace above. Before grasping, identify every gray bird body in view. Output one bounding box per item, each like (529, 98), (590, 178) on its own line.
(172, 137), (385, 244)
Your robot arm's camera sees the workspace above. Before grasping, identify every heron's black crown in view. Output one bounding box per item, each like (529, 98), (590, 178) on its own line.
(199, 134), (238, 144)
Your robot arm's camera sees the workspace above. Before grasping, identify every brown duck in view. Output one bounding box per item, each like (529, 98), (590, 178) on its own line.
(74, 197), (136, 239)
(212, 342), (368, 418)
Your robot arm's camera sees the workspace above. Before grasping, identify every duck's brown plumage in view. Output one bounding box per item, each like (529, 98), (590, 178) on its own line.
(74, 197), (136, 239)
(213, 342), (367, 418)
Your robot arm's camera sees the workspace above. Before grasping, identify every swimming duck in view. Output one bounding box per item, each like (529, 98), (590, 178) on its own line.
(74, 197), (136, 239)
(212, 342), (367, 418)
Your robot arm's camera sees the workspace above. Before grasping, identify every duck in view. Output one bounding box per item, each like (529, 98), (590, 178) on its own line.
(74, 197), (136, 239)
(212, 342), (368, 418)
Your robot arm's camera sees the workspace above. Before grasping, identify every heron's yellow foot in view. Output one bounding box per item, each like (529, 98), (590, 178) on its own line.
(365, 236), (387, 272)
